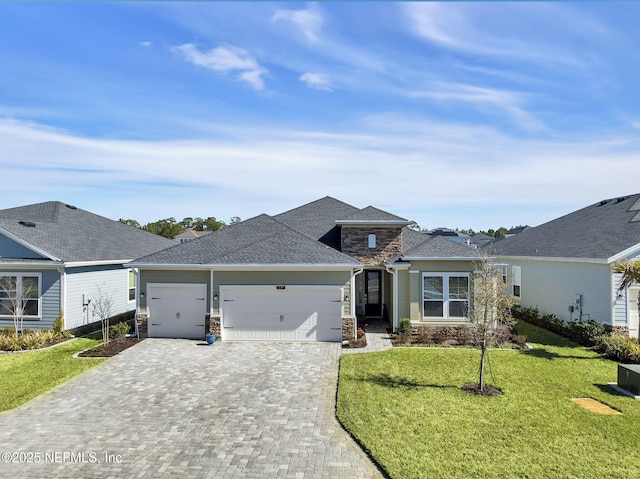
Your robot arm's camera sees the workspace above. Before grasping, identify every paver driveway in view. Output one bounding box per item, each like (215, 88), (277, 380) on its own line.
(0, 339), (384, 478)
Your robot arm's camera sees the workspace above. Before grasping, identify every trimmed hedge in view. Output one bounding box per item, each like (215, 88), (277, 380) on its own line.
(511, 305), (640, 364)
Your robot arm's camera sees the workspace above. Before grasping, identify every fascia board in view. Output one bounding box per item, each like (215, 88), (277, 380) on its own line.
(608, 243), (640, 264)
(401, 256), (480, 261)
(64, 260), (133, 268)
(130, 263), (360, 271)
(0, 227), (61, 262)
(496, 254), (608, 265)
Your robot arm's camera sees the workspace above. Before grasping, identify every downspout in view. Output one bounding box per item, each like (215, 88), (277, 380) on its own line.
(57, 266), (66, 329)
(384, 264), (398, 332)
(133, 268), (140, 339)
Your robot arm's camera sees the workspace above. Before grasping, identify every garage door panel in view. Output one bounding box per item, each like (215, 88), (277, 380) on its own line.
(221, 287), (342, 342)
(148, 284), (207, 339)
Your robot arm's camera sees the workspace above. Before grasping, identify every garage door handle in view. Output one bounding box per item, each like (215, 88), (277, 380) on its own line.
(331, 300), (342, 302)
(223, 326), (234, 329)
(331, 327), (341, 330)
(151, 323), (161, 326)
(196, 324), (205, 327)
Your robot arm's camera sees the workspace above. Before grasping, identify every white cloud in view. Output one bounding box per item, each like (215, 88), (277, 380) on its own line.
(299, 72), (332, 91)
(173, 44), (268, 91)
(408, 82), (547, 132)
(272, 3), (323, 43)
(1, 117), (639, 230)
(139, 41), (152, 47)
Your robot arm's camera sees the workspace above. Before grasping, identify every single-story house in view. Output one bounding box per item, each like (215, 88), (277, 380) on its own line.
(0, 201), (175, 331)
(131, 197), (480, 341)
(488, 194), (640, 338)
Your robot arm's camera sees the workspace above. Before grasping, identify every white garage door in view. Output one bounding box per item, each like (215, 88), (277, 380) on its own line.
(147, 284), (207, 339)
(221, 286), (343, 342)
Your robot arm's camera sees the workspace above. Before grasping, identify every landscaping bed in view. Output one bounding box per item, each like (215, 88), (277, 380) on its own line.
(78, 337), (144, 357)
(391, 322), (527, 349)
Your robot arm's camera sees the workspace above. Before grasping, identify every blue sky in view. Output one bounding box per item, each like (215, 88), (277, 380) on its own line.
(1, 2), (639, 231)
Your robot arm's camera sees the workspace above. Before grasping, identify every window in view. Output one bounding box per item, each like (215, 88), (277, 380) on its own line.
(0, 273), (41, 318)
(422, 273), (469, 319)
(368, 234), (376, 249)
(512, 266), (521, 298)
(128, 270), (136, 302)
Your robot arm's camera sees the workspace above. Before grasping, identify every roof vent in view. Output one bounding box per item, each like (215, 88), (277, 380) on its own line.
(615, 197), (626, 204)
(18, 221), (36, 227)
(65, 204), (77, 210)
(597, 200), (609, 207)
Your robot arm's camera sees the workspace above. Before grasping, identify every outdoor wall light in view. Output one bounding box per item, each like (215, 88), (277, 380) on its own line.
(344, 294), (349, 301)
(213, 294), (218, 301)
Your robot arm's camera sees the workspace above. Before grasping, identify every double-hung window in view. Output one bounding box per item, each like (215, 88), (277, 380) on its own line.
(0, 273), (41, 319)
(512, 266), (521, 298)
(128, 270), (136, 302)
(422, 273), (470, 319)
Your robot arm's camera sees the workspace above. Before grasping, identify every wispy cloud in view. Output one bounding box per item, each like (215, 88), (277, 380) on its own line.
(272, 3), (323, 43)
(139, 41), (152, 47)
(299, 72), (332, 91)
(2, 117), (638, 229)
(408, 83), (547, 132)
(173, 43), (268, 91)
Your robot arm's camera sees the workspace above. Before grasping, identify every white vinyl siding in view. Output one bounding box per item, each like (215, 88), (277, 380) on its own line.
(64, 266), (134, 330)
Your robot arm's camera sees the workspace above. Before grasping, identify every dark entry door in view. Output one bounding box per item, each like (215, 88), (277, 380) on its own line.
(364, 270), (382, 317)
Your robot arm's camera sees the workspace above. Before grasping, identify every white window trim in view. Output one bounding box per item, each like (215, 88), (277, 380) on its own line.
(512, 266), (522, 298)
(422, 272), (470, 320)
(0, 272), (42, 319)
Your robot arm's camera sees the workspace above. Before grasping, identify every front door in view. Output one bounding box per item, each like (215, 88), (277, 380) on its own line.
(364, 270), (382, 317)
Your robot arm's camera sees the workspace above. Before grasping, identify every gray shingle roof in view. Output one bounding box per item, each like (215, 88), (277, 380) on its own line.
(0, 201), (175, 262)
(337, 206), (409, 224)
(274, 196), (360, 249)
(488, 194), (640, 260)
(135, 214), (360, 266)
(401, 235), (481, 259)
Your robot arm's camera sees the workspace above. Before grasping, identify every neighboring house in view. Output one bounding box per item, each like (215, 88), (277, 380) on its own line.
(488, 194), (640, 338)
(0, 201), (175, 331)
(427, 228), (471, 244)
(470, 232), (493, 247)
(175, 229), (212, 244)
(131, 197), (480, 341)
(504, 225), (531, 238)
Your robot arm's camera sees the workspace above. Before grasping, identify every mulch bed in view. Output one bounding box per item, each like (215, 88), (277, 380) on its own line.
(79, 338), (144, 357)
(461, 383), (504, 396)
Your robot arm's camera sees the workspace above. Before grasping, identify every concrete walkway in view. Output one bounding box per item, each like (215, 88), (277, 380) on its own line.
(0, 340), (384, 479)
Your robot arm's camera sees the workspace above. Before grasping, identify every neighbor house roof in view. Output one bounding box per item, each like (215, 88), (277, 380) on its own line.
(488, 194), (640, 261)
(133, 214), (360, 267)
(0, 201), (175, 263)
(400, 235), (481, 260)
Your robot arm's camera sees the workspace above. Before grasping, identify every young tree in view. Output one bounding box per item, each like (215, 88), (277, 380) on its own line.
(92, 284), (115, 346)
(468, 254), (515, 394)
(0, 275), (38, 338)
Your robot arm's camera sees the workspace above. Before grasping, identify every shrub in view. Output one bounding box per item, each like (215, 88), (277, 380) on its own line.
(454, 325), (473, 346)
(109, 321), (131, 340)
(398, 318), (412, 336)
(415, 326), (433, 344)
(432, 326), (455, 344)
(52, 310), (65, 333)
(565, 320), (607, 346)
(596, 335), (640, 364)
(2, 327), (16, 337)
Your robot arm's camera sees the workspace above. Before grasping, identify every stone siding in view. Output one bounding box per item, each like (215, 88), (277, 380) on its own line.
(613, 326), (630, 337)
(136, 313), (148, 338)
(341, 226), (403, 266)
(206, 315), (221, 336)
(342, 317), (356, 341)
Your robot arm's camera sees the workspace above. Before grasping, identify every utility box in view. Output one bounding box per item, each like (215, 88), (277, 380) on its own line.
(617, 364), (640, 395)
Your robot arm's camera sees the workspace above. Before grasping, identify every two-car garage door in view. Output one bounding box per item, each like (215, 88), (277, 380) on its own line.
(147, 283), (343, 342)
(222, 286), (343, 342)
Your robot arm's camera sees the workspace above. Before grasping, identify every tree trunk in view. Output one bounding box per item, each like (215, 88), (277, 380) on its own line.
(479, 345), (487, 392)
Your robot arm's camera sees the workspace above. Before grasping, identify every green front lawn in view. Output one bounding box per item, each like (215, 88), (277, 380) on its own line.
(338, 322), (640, 479)
(0, 338), (105, 412)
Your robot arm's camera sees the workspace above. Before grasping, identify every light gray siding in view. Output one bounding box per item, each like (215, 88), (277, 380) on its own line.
(0, 268), (61, 330)
(503, 258), (614, 325)
(138, 269), (352, 317)
(65, 265), (134, 329)
(397, 269), (410, 320)
(0, 234), (45, 259)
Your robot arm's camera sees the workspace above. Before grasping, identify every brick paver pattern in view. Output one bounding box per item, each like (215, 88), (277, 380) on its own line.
(0, 340), (384, 478)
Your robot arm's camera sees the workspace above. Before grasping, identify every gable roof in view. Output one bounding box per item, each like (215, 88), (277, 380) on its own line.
(134, 214), (360, 267)
(0, 201), (174, 263)
(274, 196), (360, 249)
(336, 206), (409, 226)
(400, 234), (481, 260)
(489, 194), (640, 261)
